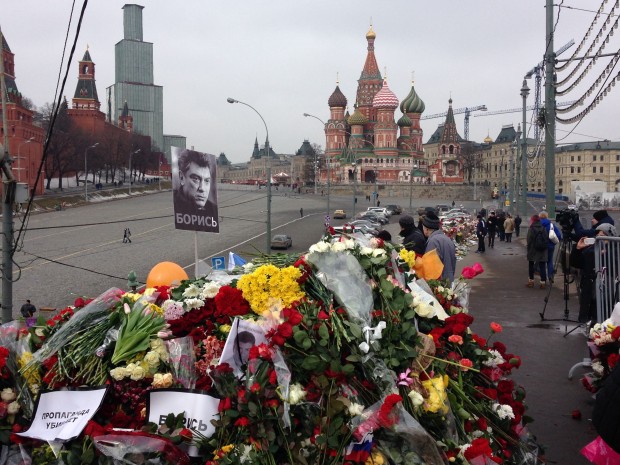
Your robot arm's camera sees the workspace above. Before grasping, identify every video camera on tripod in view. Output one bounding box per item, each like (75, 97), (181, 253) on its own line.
(556, 208), (580, 232)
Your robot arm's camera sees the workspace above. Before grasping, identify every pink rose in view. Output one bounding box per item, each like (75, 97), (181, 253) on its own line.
(461, 267), (476, 279)
(472, 263), (484, 276)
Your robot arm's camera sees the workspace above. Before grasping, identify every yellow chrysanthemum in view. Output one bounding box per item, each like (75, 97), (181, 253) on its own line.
(18, 352), (40, 391)
(399, 248), (416, 268)
(237, 265), (305, 315)
(123, 292), (142, 302)
(147, 303), (163, 316)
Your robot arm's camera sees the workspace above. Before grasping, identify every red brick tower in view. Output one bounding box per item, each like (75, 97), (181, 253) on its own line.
(355, 25), (382, 133)
(118, 100), (133, 132)
(68, 48), (106, 133)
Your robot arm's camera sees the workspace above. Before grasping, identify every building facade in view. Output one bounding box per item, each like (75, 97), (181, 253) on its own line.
(556, 141), (620, 195)
(0, 35), (45, 195)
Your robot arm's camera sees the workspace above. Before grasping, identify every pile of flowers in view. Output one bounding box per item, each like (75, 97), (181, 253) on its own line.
(0, 232), (542, 464)
(582, 312), (620, 393)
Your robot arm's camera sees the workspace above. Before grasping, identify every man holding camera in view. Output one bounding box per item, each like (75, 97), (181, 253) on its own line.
(573, 209), (615, 239)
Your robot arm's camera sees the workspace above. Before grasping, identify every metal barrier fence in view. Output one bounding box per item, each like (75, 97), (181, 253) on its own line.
(595, 236), (620, 322)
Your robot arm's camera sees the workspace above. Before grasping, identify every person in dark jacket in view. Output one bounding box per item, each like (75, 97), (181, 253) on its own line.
(539, 211), (562, 283)
(514, 214), (522, 238)
(422, 211), (456, 283)
(573, 209), (616, 240)
(486, 211), (497, 248)
(526, 214), (549, 289)
(475, 215), (486, 253)
(572, 222), (618, 323)
(497, 211), (506, 241)
(593, 361), (620, 453)
(398, 215), (426, 255)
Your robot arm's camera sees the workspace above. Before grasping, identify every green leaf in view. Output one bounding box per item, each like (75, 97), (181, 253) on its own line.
(342, 363), (355, 375)
(302, 355), (321, 370)
(347, 322), (363, 339)
(294, 329), (308, 344)
(302, 338), (313, 350)
(345, 354), (361, 362)
(318, 323), (329, 340)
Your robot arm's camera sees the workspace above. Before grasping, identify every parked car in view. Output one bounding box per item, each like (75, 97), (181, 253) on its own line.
(436, 204), (451, 215)
(359, 212), (389, 224)
(417, 206), (437, 216)
(350, 219), (382, 230)
(385, 204), (403, 215)
(367, 207), (392, 218)
(333, 209), (347, 219)
(270, 234), (292, 249)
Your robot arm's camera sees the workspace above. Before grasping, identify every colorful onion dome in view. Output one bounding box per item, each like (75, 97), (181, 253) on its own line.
(328, 85), (347, 108)
(348, 107), (368, 126)
(400, 82), (425, 114)
(397, 113), (412, 127)
(372, 79), (399, 109)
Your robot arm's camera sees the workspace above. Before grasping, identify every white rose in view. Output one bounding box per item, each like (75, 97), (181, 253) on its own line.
(144, 351), (160, 367)
(360, 246), (373, 256)
(1, 388), (16, 402)
(343, 239), (355, 250)
(408, 390), (424, 407)
(348, 402), (365, 416)
(331, 242), (347, 252)
(309, 241), (330, 253)
(288, 383), (307, 405)
(129, 365), (146, 381)
(414, 302), (434, 318)
(7, 401), (20, 415)
(372, 248), (386, 258)
(110, 367), (128, 381)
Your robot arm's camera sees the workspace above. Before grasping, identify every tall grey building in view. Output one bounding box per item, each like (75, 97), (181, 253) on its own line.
(107, 4), (163, 151)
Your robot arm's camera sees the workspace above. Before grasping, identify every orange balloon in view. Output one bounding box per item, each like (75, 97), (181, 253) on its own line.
(146, 261), (189, 288)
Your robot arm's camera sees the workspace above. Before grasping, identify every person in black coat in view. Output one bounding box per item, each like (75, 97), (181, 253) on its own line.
(514, 215), (522, 238)
(475, 215), (487, 253)
(486, 211), (498, 248)
(398, 215), (426, 255)
(593, 361), (620, 453)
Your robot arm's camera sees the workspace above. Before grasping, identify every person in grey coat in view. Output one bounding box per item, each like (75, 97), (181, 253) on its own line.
(421, 211), (456, 283)
(526, 214), (549, 288)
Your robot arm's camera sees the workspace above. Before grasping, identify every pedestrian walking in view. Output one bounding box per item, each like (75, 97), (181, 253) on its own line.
(539, 211), (562, 282)
(123, 227), (132, 243)
(514, 215), (522, 238)
(475, 215), (487, 253)
(300, 208), (304, 218)
(486, 211), (497, 248)
(497, 211), (506, 241)
(526, 214), (549, 289)
(504, 214), (515, 242)
(452, 200), (455, 207)
(20, 299), (36, 318)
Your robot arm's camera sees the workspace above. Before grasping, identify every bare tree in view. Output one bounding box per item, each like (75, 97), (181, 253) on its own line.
(459, 142), (484, 183)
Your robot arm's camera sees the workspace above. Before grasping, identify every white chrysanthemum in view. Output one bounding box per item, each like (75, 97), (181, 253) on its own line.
(182, 283), (202, 298)
(185, 297), (205, 310)
(492, 402), (515, 420)
(437, 286), (445, 293)
(288, 383), (307, 405)
(592, 360), (605, 375)
(1, 388), (16, 402)
(331, 242), (347, 252)
(201, 281), (221, 299)
(348, 403), (365, 416)
(309, 241), (330, 253)
(110, 367), (129, 381)
(408, 390), (424, 407)
(359, 246), (373, 256)
(482, 349), (505, 367)
(343, 239), (355, 250)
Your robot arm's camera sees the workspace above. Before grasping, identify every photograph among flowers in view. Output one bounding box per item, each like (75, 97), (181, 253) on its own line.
(0, 230), (543, 465)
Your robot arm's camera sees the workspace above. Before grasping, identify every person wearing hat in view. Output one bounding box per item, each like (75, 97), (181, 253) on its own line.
(573, 209), (615, 240)
(573, 221), (618, 323)
(398, 215), (426, 255)
(421, 211), (456, 283)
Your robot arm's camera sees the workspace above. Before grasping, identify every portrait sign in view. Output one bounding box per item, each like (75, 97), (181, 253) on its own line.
(171, 146), (219, 233)
(219, 318), (268, 378)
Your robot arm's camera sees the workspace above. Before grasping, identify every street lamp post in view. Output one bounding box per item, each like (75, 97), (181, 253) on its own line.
(303, 113), (330, 216)
(473, 167), (477, 202)
(408, 162), (418, 211)
(520, 80), (530, 217)
(230, 98), (272, 253)
(84, 142), (99, 201)
(158, 159), (162, 191)
(129, 148), (141, 195)
(17, 137), (34, 182)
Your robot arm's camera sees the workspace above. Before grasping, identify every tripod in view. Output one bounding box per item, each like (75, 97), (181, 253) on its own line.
(540, 230), (581, 334)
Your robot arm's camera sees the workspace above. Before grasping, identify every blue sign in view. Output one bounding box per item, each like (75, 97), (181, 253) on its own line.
(211, 256), (226, 270)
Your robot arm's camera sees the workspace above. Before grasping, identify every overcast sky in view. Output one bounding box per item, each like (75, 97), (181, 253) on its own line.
(4, 1), (619, 163)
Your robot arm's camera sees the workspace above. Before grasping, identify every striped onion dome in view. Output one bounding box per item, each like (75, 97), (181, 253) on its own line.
(400, 82), (426, 114)
(328, 85), (348, 108)
(372, 79), (399, 109)
(348, 107), (368, 125)
(397, 113), (412, 127)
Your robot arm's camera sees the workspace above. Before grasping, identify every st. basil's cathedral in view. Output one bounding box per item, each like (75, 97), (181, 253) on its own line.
(321, 26), (465, 187)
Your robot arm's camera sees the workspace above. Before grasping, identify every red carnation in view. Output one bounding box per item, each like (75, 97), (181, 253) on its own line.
(464, 437), (493, 461)
(283, 307), (303, 325)
(179, 428), (193, 442)
(234, 417), (250, 427)
(497, 380), (514, 394)
(611, 326), (620, 340)
(609, 353), (620, 370)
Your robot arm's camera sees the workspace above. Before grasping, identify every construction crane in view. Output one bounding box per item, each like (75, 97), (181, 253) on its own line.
(421, 104), (487, 141)
(473, 100), (580, 118)
(523, 39), (575, 139)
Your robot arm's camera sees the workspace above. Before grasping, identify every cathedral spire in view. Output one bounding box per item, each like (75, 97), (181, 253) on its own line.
(441, 98), (459, 144)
